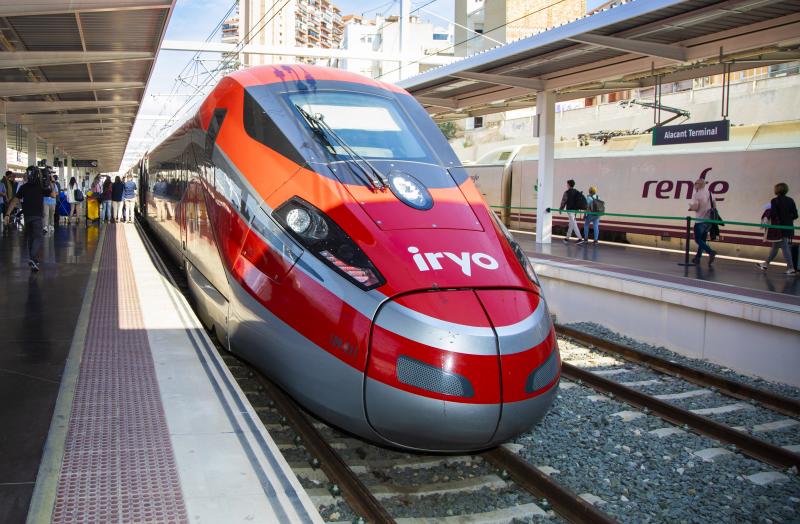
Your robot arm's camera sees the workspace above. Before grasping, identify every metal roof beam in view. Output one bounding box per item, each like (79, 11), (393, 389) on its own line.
(416, 96), (459, 109)
(4, 100), (139, 114)
(0, 81), (145, 98)
(0, 51), (154, 70)
(0, 2), (172, 17)
(449, 72), (544, 91)
(12, 113), (136, 125)
(567, 34), (688, 61)
(38, 122), (133, 131)
(544, 16), (800, 92)
(39, 133), (129, 141)
(53, 144), (127, 150)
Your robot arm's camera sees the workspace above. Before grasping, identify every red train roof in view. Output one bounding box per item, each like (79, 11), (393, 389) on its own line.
(227, 64), (408, 95)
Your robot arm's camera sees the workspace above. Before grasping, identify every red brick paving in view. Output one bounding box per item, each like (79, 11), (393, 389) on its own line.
(52, 227), (187, 523)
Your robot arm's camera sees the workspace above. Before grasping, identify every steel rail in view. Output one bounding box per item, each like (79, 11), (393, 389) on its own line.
(253, 373), (396, 524)
(482, 447), (619, 524)
(561, 363), (800, 469)
(556, 324), (800, 418)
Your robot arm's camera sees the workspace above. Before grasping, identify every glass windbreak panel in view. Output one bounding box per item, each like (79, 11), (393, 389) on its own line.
(286, 90), (435, 163)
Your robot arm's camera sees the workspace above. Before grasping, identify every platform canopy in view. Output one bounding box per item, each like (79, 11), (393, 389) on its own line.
(0, 1), (175, 172)
(398, 0), (800, 121)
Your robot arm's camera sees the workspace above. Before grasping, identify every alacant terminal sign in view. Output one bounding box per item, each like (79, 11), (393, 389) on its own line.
(72, 159), (98, 168)
(653, 120), (730, 146)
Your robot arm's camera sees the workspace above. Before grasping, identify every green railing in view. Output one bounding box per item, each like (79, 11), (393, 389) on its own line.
(490, 204), (798, 267)
(490, 204), (799, 231)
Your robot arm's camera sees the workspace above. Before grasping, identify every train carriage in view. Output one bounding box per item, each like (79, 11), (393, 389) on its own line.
(135, 65), (560, 452)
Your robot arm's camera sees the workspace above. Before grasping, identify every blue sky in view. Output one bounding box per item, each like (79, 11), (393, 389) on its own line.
(124, 0), (456, 168)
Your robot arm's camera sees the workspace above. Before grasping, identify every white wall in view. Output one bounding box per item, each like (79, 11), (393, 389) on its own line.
(452, 74), (800, 162)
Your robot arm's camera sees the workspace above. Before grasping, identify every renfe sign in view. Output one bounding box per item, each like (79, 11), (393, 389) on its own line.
(72, 159), (98, 168)
(652, 120), (730, 146)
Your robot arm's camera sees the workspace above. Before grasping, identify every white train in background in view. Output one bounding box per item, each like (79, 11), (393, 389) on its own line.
(465, 120), (800, 259)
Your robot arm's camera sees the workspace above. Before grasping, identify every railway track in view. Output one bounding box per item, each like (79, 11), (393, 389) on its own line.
(555, 325), (800, 470)
(223, 348), (618, 523)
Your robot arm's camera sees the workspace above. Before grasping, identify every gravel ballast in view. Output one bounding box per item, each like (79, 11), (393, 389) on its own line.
(511, 377), (800, 523)
(565, 322), (800, 401)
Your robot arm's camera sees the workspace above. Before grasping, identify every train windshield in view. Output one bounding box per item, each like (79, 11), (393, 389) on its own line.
(286, 91), (435, 163)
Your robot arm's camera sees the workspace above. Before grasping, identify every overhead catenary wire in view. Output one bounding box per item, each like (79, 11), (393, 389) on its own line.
(126, 1), (238, 168)
(376, 0), (572, 80)
(142, 0), (292, 152)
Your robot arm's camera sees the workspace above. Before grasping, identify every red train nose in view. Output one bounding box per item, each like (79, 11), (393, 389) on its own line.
(362, 288), (559, 451)
(364, 290), (502, 450)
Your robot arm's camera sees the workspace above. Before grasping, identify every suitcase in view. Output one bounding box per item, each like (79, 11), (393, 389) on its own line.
(57, 192), (71, 217)
(792, 244), (799, 271)
(87, 198), (100, 222)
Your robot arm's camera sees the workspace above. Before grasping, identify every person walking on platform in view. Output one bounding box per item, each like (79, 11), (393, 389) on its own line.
(0, 174), (6, 235)
(41, 168), (57, 234)
(579, 186), (603, 244)
(757, 182), (797, 275)
(67, 176), (83, 223)
(2, 171), (15, 201)
(688, 176), (717, 265)
(91, 174), (102, 196)
(101, 177), (113, 223)
(122, 175), (137, 223)
(560, 179), (584, 243)
(3, 166), (54, 271)
(111, 176), (124, 223)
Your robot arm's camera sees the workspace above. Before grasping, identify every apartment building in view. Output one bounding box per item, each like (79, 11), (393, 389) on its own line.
(454, 0), (586, 56)
(339, 14), (452, 82)
(236, 0), (343, 65)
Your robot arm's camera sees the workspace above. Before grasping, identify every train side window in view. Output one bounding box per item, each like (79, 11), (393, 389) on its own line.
(206, 109), (227, 157)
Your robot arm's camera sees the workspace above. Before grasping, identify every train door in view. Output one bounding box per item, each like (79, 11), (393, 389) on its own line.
(138, 158), (148, 218)
(180, 154), (189, 254)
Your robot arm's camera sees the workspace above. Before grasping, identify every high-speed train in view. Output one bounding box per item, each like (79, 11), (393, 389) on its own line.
(132, 65), (559, 452)
(465, 121), (800, 259)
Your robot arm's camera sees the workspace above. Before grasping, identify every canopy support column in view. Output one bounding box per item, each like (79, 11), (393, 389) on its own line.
(535, 90), (555, 244)
(0, 119), (7, 175)
(399, 0), (411, 79)
(27, 131), (37, 167)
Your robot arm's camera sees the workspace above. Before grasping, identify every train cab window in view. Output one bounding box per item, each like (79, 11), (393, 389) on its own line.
(285, 91), (436, 163)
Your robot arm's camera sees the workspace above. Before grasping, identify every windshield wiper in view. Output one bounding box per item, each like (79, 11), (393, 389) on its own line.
(294, 104), (387, 191)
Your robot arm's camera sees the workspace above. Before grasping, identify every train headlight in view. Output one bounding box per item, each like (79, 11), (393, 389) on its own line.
(274, 197), (385, 290)
(286, 208), (311, 234)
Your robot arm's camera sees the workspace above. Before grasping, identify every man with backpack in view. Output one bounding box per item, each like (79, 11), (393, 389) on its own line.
(3, 166), (55, 271)
(688, 176), (718, 265)
(560, 179), (586, 243)
(41, 167), (57, 233)
(579, 186), (604, 244)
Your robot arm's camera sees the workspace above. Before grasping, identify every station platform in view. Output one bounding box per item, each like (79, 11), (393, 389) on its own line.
(515, 233), (799, 303)
(515, 232), (800, 388)
(0, 224), (321, 524)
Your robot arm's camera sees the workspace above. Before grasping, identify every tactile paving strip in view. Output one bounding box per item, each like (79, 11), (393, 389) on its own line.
(53, 228), (188, 524)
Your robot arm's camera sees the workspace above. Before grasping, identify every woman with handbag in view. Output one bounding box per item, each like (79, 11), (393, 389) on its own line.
(67, 176), (84, 223)
(757, 183), (797, 275)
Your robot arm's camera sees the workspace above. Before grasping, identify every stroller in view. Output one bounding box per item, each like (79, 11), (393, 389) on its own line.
(8, 207), (24, 231)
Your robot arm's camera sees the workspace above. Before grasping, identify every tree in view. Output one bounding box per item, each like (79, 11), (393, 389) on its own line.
(437, 121), (458, 140)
